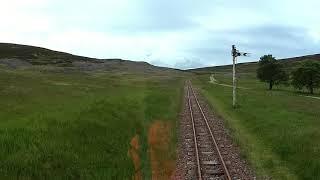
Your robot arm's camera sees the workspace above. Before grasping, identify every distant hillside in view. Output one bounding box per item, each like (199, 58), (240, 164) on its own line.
(0, 43), (103, 66)
(190, 54), (320, 74)
(0, 43), (181, 74)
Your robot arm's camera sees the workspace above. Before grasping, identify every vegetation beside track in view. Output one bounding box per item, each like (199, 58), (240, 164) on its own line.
(0, 66), (184, 179)
(193, 72), (320, 179)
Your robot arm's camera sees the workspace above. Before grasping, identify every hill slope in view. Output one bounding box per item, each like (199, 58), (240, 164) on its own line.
(190, 54), (320, 74)
(0, 42), (186, 179)
(0, 43), (180, 74)
(0, 43), (102, 65)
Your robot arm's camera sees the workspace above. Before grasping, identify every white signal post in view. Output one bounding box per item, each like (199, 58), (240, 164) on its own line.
(231, 45), (249, 108)
(232, 45), (237, 108)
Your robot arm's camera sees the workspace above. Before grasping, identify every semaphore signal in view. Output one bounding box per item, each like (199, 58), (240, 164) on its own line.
(231, 45), (250, 108)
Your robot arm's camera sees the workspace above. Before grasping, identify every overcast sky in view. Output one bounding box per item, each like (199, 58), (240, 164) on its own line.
(1, 0), (319, 69)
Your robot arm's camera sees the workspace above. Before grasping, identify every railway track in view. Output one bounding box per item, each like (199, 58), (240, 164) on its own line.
(185, 81), (231, 180)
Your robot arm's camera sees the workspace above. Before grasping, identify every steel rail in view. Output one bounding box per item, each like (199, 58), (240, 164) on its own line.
(189, 82), (232, 180)
(187, 82), (203, 180)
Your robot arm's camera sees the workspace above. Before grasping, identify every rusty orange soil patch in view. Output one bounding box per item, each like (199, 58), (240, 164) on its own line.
(128, 135), (142, 180)
(148, 120), (175, 180)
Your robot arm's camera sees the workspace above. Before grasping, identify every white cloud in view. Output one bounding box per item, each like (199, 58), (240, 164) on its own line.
(308, 30), (320, 43)
(0, 0), (319, 69)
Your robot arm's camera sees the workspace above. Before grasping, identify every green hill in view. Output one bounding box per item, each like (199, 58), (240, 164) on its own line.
(0, 43), (182, 75)
(0, 43), (102, 66)
(190, 54), (320, 74)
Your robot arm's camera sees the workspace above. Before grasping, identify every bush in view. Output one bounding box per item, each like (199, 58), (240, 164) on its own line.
(291, 60), (320, 94)
(257, 55), (288, 90)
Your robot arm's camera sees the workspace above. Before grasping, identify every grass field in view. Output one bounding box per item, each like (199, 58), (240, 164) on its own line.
(193, 72), (320, 179)
(0, 66), (184, 179)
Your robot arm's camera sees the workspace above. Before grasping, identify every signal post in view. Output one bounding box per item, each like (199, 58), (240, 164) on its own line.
(231, 45), (249, 108)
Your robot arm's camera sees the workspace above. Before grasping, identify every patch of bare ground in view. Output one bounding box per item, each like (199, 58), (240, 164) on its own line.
(129, 121), (176, 180)
(128, 135), (142, 180)
(148, 120), (176, 180)
(173, 84), (255, 179)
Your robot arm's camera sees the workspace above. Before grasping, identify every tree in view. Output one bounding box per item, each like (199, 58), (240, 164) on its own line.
(291, 60), (320, 94)
(257, 55), (288, 90)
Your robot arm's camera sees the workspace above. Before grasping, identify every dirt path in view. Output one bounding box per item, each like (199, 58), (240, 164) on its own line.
(300, 95), (320, 100)
(173, 82), (255, 179)
(210, 81), (251, 90)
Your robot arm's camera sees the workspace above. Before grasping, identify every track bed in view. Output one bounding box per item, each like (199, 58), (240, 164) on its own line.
(174, 81), (255, 180)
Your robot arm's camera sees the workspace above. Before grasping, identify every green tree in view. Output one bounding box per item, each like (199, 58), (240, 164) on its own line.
(291, 60), (320, 94)
(257, 55), (288, 90)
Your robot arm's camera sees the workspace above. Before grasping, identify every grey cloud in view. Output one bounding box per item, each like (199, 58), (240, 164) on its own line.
(110, 0), (216, 34)
(149, 59), (171, 68)
(60, 0), (213, 34)
(230, 25), (319, 59)
(173, 57), (208, 69)
(176, 25), (319, 68)
(7, 0), (320, 69)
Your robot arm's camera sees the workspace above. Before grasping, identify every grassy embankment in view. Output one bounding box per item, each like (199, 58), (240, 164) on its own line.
(0, 66), (184, 179)
(193, 71), (320, 179)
